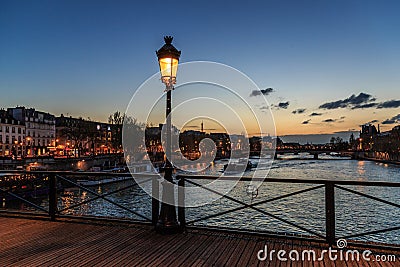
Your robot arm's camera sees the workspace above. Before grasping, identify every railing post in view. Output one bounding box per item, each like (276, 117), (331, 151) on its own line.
(178, 177), (186, 229)
(48, 174), (57, 221)
(152, 176), (159, 226)
(325, 182), (335, 245)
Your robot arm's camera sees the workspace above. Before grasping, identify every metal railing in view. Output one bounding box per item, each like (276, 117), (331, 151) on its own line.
(175, 175), (400, 248)
(0, 171), (155, 223)
(1, 171), (399, 249)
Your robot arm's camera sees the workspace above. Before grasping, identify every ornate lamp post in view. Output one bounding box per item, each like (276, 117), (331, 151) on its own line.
(155, 36), (181, 233)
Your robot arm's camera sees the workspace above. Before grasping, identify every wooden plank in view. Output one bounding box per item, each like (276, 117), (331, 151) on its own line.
(320, 243), (336, 267)
(178, 232), (219, 267)
(218, 234), (248, 266)
(290, 240), (303, 267)
(127, 233), (182, 266)
(301, 240), (315, 267)
(365, 247), (398, 267)
(74, 227), (149, 266)
(224, 237), (250, 266)
(151, 233), (199, 266)
(100, 228), (180, 266)
(312, 242), (326, 267)
(0, 220), (62, 251)
(60, 227), (149, 266)
(2, 221), (97, 265)
(20, 227), (113, 267)
(190, 232), (231, 267)
(88, 229), (151, 266)
(242, 239), (265, 267)
(8, 224), (117, 266)
(0, 217), (398, 267)
(211, 234), (244, 266)
(235, 238), (260, 267)
(0, 217), (42, 238)
(278, 239), (293, 267)
(45, 226), (141, 266)
(167, 233), (212, 266)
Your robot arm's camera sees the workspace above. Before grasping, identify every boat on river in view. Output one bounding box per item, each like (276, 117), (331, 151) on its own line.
(223, 159), (257, 173)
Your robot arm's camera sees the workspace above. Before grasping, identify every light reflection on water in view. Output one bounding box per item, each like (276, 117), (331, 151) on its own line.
(29, 157), (400, 244)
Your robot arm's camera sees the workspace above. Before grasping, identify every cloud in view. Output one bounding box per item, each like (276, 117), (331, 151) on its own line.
(382, 119), (396, 125)
(334, 130), (358, 134)
(277, 101), (290, 109)
(351, 103), (378, 109)
(319, 93), (400, 110)
(250, 87), (274, 97)
(302, 119), (311, 124)
(319, 92), (376, 110)
(310, 112), (322, 117)
(261, 88), (274, 95)
(292, 108), (306, 114)
(322, 119), (336, 123)
(382, 114), (400, 125)
(336, 116), (346, 123)
(377, 100), (400, 109)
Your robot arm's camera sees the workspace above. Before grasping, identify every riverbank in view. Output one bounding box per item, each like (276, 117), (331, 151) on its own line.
(358, 156), (400, 166)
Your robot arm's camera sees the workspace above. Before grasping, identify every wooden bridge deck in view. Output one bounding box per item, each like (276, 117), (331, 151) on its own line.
(0, 217), (398, 266)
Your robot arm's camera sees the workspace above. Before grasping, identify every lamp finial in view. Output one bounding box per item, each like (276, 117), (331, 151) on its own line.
(164, 36), (173, 45)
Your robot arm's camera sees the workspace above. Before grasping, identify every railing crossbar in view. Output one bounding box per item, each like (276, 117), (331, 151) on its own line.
(57, 180), (149, 213)
(250, 184), (325, 209)
(58, 177), (152, 213)
(336, 185), (400, 209)
(185, 179), (325, 239)
(342, 226), (400, 239)
(177, 175), (400, 187)
(56, 175), (151, 222)
(0, 187), (48, 213)
(186, 183), (324, 225)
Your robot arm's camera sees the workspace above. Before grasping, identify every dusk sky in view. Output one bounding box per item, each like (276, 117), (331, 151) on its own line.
(1, 0), (400, 137)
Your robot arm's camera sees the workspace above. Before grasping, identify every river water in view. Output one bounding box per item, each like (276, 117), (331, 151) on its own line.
(4, 154), (400, 244)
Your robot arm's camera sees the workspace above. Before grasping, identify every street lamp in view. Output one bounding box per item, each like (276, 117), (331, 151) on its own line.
(26, 137), (31, 156)
(96, 124), (101, 155)
(155, 36), (181, 234)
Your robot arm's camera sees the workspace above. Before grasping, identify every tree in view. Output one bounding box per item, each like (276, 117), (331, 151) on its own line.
(108, 111), (126, 152)
(349, 133), (356, 150)
(329, 136), (349, 150)
(330, 137), (336, 145)
(61, 117), (94, 157)
(122, 116), (145, 163)
(108, 111), (124, 125)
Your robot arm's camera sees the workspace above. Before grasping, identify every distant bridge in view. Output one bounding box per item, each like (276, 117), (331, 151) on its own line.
(252, 149), (357, 160)
(278, 150), (355, 159)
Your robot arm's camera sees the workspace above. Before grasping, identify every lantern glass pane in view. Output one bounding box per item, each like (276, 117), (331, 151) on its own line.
(159, 57), (179, 79)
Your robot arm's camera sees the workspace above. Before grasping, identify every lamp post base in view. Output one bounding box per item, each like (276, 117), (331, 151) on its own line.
(156, 202), (181, 234)
(155, 167), (182, 234)
(155, 217), (181, 235)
